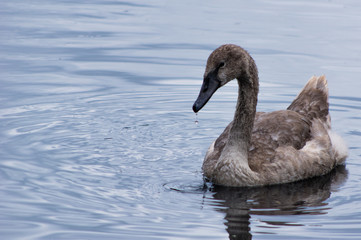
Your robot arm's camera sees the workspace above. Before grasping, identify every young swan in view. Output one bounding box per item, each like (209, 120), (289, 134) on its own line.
(193, 44), (348, 187)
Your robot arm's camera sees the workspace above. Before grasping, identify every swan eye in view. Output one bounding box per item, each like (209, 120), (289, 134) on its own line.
(218, 61), (225, 68)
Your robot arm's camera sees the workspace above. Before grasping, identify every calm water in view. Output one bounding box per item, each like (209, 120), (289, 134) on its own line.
(1, 1), (361, 239)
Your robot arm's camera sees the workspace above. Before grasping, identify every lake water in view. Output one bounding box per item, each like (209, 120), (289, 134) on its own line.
(1, 0), (361, 239)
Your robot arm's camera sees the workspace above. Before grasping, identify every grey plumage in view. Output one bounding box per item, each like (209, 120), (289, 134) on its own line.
(194, 44), (348, 187)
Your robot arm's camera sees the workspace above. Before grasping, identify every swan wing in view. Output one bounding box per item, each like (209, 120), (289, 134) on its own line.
(287, 75), (329, 124)
(249, 110), (311, 171)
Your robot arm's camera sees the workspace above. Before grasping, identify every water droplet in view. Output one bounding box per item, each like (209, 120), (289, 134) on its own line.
(195, 113), (199, 125)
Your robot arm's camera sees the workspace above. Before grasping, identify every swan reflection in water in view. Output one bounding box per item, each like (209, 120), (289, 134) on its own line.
(208, 165), (348, 240)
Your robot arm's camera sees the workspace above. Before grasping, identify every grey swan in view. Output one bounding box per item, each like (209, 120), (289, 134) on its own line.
(192, 44), (348, 187)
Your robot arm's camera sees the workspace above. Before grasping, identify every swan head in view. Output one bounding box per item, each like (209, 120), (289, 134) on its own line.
(193, 44), (255, 113)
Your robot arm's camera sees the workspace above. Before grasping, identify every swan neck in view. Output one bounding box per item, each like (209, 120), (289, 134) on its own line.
(228, 74), (259, 150)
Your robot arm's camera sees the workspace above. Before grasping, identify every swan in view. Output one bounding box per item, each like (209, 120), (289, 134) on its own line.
(192, 44), (348, 187)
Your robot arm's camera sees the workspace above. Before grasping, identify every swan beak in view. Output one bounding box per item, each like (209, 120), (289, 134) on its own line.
(192, 73), (221, 113)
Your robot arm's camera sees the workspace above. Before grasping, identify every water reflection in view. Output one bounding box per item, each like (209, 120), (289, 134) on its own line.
(210, 165), (348, 240)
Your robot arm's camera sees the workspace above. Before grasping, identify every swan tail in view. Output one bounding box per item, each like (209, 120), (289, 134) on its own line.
(328, 131), (348, 165)
(287, 75), (329, 125)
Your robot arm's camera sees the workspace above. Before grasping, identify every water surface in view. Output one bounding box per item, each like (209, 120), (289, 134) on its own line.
(1, 0), (361, 239)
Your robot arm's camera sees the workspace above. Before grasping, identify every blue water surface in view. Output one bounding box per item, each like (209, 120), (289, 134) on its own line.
(1, 1), (361, 239)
